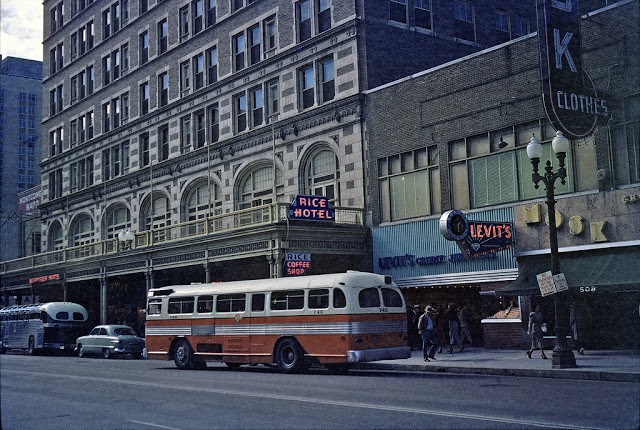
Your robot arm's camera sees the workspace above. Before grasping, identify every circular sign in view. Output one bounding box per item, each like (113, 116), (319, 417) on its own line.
(439, 210), (469, 241)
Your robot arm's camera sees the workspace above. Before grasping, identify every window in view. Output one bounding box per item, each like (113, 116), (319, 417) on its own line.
(266, 79), (279, 121)
(70, 155), (94, 191)
(168, 297), (195, 314)
(249, 86), (263, 128)
(50, 43), (64, 75)
(206, 47), (218, 85)
(415, 0), (432, 30)
(48, 221), (64, 250)
(251, 294), (265, 312)
(233, 32), (246, 72)
(358, 288), (380, 308)
(216, 294), (246, 312)
(389, 0), (407, 24)
(193, 0), (203, 34)
(147, 298), (162, 315)
(306, 149), (339, 202)
(448, 121), (577, 210)
(333, 288), (346, 308)
(381, 288), (403, 307)
(248, 24), (261, 66)
(239, 165), (283, 209)
(49, 84), (64, 115)
(308, 289), (329, 309)
(317, 0), (331, 33)
(513, 16), (529, 37)
(185, 181), (222, 220)
(207, 103), (220, 143)
(180, 115), (192, 153)
(300, 65), (315, 110)
(271, 290), (304, 311)
(378, 146), (440, 222)
(49, 127), (64, 157)
(144, 194), (171, 237)
(206, 0), (217, 27)
(104, 205), (130, 240)
(179, 6), (190, 41)
(158, 72), (169, 106)
(194, 110), (205, 148)
(197, 296), (214, 313)
(234, 93), (247, 133)
(102, 102), (111, 132)
(193, 53), (204, 90)
(71, 215), (94, 246)
(139, 132), (150, 167)
(140, 81), (149, 115)
(264, 15), (276, 55)
(102, 140), (129, 180)
(180, 61), (191, 96)
(158, 124), (170, 161)
(495, 11), (510, 43)
(139, 31), (149, 64)
(50, 2), (64, 34)
(296, 0), (311, 42)
(612, 94), (640, 187)
(454, 0), (475, 42)
(139, 0), (148, 14)
(319, 57), (335, 104)
(158, 19), (168, 54)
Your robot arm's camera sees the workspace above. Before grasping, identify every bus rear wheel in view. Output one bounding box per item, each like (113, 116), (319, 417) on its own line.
(174, 339), (196, 370)
(275, 339), (306, 374)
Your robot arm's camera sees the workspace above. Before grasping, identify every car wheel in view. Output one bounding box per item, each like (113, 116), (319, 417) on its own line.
(173, 339), (195, 370)
(27, 336), (36, 356)
(102, 348), (112, 359)
(132, 352), (142, 360)
(275, 339), (306, 374)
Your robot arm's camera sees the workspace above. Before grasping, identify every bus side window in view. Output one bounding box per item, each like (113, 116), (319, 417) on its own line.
(381, 288), (403, 308)
(168, 297), (195, 314)
(333, 288), (346, 309)
(56, 311), (70, 320)
(216, 294), (245, 313)
(148, 298), (163, 315)
(72, 312), (85, 321)
(358, 288), (381, 308)
(309, 289), (329, 309)
(30, 312), (40, 321)
(271, 290), (304, 311)
(197, 295), (214, 313)
(251, 294), (265, 312)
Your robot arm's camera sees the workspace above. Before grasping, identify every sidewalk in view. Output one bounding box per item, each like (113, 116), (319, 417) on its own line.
(356, 348), (640, 382)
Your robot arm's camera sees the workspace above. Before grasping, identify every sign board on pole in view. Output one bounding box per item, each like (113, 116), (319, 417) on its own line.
(537, 271), (556, 296)
(553, 272), (569, 292)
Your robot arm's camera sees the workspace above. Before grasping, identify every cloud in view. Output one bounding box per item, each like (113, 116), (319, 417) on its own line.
(0, 0), (43, 61)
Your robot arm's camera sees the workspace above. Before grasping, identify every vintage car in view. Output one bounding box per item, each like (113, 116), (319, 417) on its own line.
(75, 325), (145, 359)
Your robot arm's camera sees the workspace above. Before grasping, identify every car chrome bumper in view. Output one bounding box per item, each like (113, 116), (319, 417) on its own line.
(347, 346), (411, 363)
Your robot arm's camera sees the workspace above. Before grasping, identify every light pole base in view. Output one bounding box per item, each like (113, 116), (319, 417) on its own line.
(552, 348), (577, 369)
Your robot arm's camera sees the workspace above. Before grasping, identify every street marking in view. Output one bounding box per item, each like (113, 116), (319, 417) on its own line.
(5, 369), (607, 430)
(126, 419), (181, 430)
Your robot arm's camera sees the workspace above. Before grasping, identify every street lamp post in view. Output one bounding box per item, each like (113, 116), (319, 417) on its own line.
(526, 131), (577, 368)
(118, 228), (135, 251)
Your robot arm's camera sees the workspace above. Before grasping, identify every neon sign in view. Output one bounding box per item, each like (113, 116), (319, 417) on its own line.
(288, 195), (335, 221)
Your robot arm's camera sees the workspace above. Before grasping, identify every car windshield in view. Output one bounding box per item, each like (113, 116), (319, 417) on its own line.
(113, 327), (137, 336)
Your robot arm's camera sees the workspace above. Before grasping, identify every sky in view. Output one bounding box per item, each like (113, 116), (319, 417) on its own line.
(0, 0), (43, 61)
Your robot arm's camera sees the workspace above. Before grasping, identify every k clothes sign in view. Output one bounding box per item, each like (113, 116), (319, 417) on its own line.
(536, 0), (609, 138)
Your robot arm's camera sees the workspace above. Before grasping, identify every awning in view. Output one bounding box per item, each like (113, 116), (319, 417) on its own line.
(501, 247), (640, 296)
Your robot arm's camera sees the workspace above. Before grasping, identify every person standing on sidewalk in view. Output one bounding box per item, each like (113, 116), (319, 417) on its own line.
(570, 303), (585, 355)
(446, 303), (463, 353)
(459, 305), (473, 348)
(527, 305), (547, 359)
(418, 306), (438, 361)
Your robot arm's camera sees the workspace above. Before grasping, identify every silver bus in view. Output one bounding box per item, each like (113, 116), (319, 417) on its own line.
(0, 302), (88, 354)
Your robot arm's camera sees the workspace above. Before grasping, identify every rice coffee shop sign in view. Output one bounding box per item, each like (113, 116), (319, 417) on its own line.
(537, 0), (609, 138)
(440, 210), (513, 258)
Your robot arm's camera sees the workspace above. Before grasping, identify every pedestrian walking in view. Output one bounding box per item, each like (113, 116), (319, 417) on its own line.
(570, 303), (585, 355)
(459, 305), (473, 347)
(417, 306), (438, 361)
(446, 303), (463, 353)
(527, 305), (547, 359)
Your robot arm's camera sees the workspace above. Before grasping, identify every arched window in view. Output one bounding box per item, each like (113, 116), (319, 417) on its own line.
(70, 214), (94, 246)
(48, 221), (64, 251)
(142, 193), (171, 241)
(305, 149), (339, 203)
(184, 180), (222, 221)
(104, 205), (130, 240)
(239, 165), (283, 210)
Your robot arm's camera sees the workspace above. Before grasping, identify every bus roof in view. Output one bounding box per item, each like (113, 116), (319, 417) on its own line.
(0, 302), (88, 319)
(148, 271), (395, 297)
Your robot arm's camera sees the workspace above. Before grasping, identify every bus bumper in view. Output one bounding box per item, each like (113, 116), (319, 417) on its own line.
(347, 346), (411, 363)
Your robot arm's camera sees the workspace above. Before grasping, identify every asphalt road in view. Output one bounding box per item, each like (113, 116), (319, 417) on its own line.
(1, 353), (638, 430)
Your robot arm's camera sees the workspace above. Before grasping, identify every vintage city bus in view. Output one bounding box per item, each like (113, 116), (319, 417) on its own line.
(145, 271), (411, 373)
(0, 302), (89, 354)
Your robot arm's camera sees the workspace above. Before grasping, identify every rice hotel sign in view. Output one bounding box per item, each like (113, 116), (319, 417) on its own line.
(537, 0), (609, 138)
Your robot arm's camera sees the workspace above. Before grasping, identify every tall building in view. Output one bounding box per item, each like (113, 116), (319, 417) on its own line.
(0, 57), (43, 263)
(4, 1), (613, 327)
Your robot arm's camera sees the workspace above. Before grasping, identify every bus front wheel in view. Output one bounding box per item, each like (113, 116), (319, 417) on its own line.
(275, 339), (306, 374)
(174, 339), (196, 370)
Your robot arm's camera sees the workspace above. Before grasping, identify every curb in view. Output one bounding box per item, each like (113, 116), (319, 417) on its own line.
(353, 362), (640, 383)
